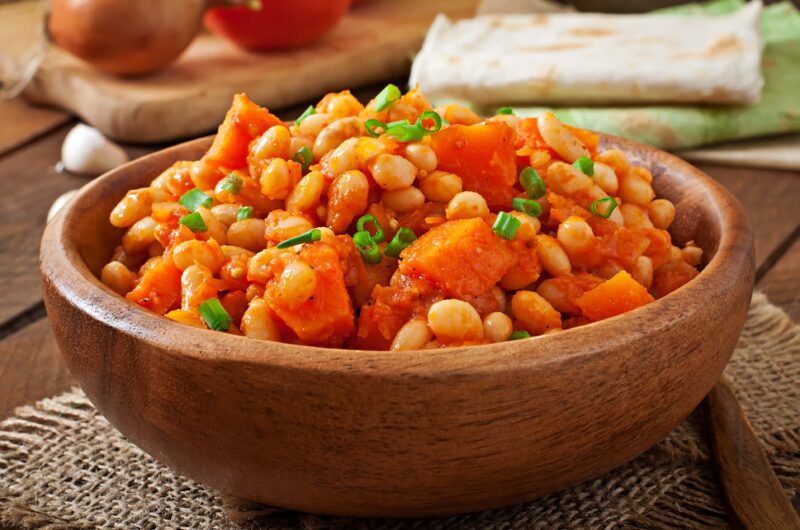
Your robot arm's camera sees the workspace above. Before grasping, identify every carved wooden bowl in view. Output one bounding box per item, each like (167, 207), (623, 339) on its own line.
(40, 134), (754, 517)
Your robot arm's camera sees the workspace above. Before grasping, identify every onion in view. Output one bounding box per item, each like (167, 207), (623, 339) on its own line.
(48, 0), (257, 77)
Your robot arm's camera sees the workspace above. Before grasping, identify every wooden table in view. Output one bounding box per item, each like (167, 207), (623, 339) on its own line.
(1, 86), (799, 507)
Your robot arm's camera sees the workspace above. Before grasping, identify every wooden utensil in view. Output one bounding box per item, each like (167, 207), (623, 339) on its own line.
(40, 134), (755, 517)
(707, 375), (800, 529)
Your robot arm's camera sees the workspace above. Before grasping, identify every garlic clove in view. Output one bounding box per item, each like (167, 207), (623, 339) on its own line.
(48, 188), (80, 222)
(61, 124), (129, 176)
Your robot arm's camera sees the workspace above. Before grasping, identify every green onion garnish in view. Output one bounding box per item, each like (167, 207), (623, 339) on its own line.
(374, 83), (401, 112)
(198, 298), (232, 332)
(509, 330), (531, 340)
(365, 119), (386, 138)
(221, 173), (244, 195)
(179, 188), (212, 211)
(353, 230), (382, 264)
(237, 206), (253, 221)
(292, 146), (313, 173)
(385, 122), (426, 142)
(497, 107), (514, 115)
(416, 111), (443, 133)
(179, 211), (208, 233)
(519, 167), (546, 199)
(492, 211), (521, 240)
(296, 105), (316, 125)
(590, 197), (618, 219)
(573, 156), (594, 176)
(276, 228), (321, 249)
(384, 227), (417, 257)
(512, 197), (542, 218)
(356, 214), (384, 243)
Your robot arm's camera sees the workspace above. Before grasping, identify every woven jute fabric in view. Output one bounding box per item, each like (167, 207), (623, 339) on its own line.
(1, 292), (798, 529)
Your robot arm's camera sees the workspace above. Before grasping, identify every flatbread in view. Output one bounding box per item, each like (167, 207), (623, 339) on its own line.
(409, 2), (763, 105)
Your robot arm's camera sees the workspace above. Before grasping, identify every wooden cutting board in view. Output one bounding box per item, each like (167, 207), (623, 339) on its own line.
(15, 0), (478, 143)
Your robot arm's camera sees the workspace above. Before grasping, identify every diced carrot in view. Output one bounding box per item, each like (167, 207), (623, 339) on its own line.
(547, 192), (591, 224)
(575, 270), (655, 322)
(396, 202), (440, 236)
(399, 218), (516, 299)
(651, 261), (699, 299)
(642, 228), (672, 269)
(126, 257), (182, 315)
(429, 122), (518, 208)
(601, 227), (651, 270)
(265, 242), (354, 347)
(537, 273), (604, 316)
(204, 93), (282, 170)
(220, 290), (249, 326)
(515, 118), (552, 153)
(353, 274), (440, 350)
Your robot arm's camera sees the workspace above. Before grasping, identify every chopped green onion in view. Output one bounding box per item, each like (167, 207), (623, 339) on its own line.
(237, 206), (253, 221)
(292, 146), (313, 173)
(416, 111), (443, 133)
(497, 107), (514, 115)
(353, 230), (382, 264)
(509, 330), (531, 340)
(573, 155), (594, 176)
(179, 211), (208, 233)
(386, 119), (410, 127)
(365, 119), (386, 138)
(385, 122), (426, 142)
(492, 211), (521, 240)
(198, 298), (232, 332)
(590, 197), (618, 219)
(179, 188), (212, 211)
(221, 173), (244, 195)
(295, 105), (316, 125)
(374, 83), (401, 112)
(512, 197), (542, 218)
(276, 228), (321, 249)
(356, 214), (384, 243)
(384, 227), (417, 257)
(519, 167), (546, 199)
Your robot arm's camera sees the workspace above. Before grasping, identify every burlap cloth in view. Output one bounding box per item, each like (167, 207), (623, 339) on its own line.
(1, 293), (798, 529)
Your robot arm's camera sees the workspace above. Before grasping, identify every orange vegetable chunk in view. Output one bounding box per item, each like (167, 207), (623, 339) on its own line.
(266, 242), (354, 347)
(399, 218), (515, 298)
(575, 270), (655, 322)
(430, 122), (518, 208)
(204, 93), (282, 169)
(651, 261), (699, 299)
(126, 257), (182, 315)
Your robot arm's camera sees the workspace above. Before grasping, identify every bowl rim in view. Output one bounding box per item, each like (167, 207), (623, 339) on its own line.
(41, 133), (753, 376)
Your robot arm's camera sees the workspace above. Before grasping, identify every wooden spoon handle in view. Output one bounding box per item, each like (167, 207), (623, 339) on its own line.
(707, 375), (800, 529)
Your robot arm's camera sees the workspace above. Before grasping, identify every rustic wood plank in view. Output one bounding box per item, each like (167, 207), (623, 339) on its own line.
(0, 124), (154, 326)
(0, 99), (70, 157)
(700, 165), (800, 269)
(0, 318), (73, 419)
(20, 0), (478, 143)
(758, 236), (800, 323)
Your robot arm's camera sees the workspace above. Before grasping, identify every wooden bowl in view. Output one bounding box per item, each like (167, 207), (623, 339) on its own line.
(40, 134), (754, 517)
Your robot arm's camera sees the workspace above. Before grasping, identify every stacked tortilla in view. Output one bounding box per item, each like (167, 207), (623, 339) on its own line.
(410, 2), (763, 105)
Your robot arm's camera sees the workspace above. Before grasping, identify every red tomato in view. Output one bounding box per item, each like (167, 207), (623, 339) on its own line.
(204, 0), (351, 51)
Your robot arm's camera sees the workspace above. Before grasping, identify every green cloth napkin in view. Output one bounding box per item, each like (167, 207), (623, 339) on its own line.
(481, 0), (800, 150)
